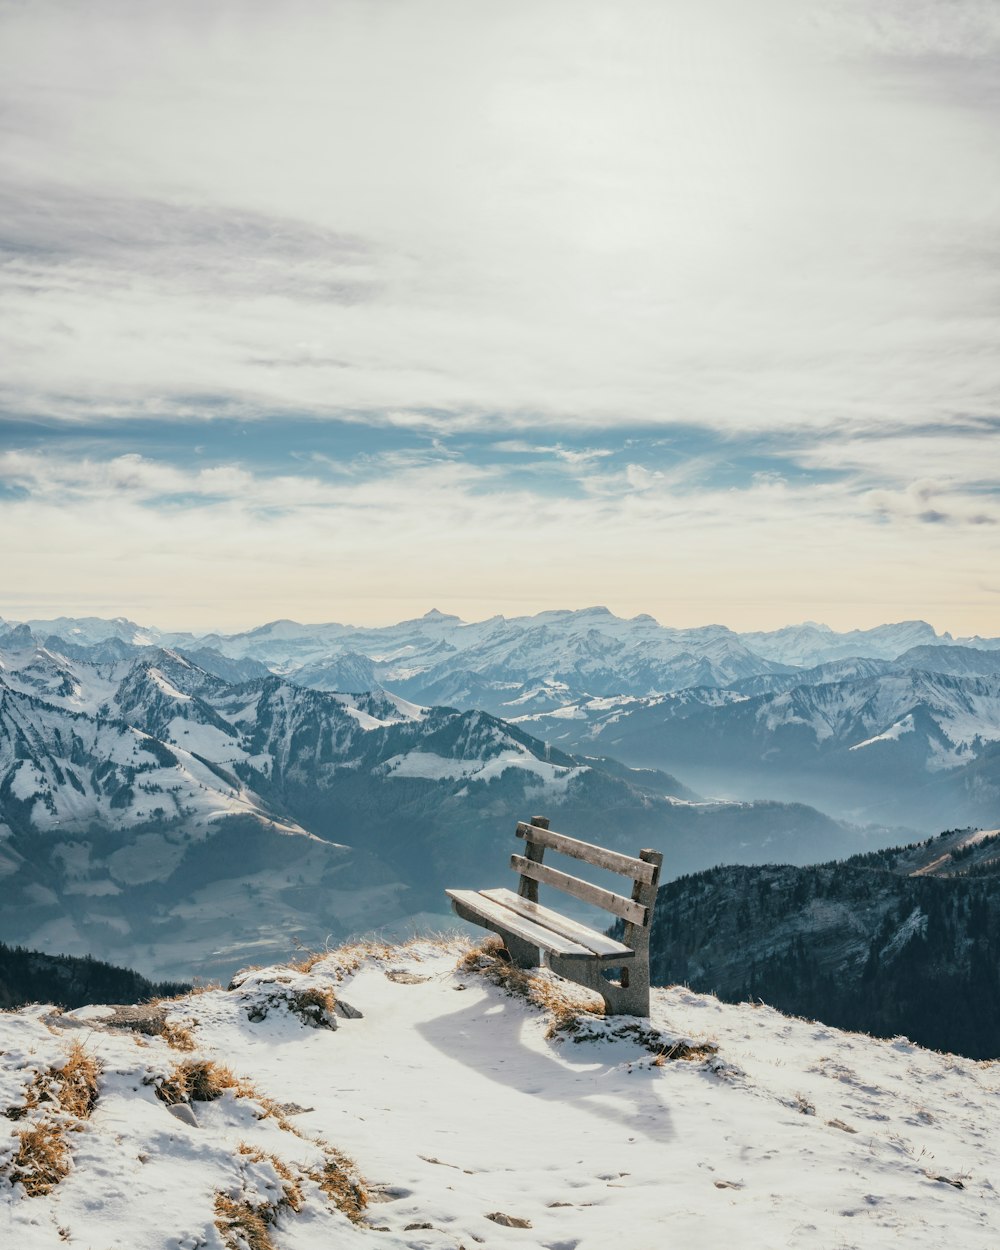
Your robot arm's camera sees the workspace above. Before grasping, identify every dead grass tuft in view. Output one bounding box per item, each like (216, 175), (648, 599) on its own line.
(288, 937), (395, 979)
(290, 933), (461, 978)
(236, 1145), (305, 1212)
(287, 986), (338, 1028)
(308, 1144), (368, 1224)
(214, 1143), (317, 1249)
(8, 1122), (71, 1197)
(0, 1041), (102, 1196)
(460, 941), (719, 1059)
(214, 1194), (276, 1250)
(160, 1021), (197, 1052)
(54, 1041), (102, 1118)
(153, 1059), (251, 1106)
(651, 1039), (720, 1064)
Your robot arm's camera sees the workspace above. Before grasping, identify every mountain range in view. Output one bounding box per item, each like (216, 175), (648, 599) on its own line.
(6, 607), (997, 829)
(0, 630), (863, 980)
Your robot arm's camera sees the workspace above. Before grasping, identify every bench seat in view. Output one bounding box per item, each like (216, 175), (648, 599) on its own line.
(447, 887), (635, 963)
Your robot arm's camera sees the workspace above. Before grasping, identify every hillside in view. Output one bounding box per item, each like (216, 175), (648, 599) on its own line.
(648, 828), (1000, 1058)
(0, 941), (188, 1011)
(2, 938), (997, 1249)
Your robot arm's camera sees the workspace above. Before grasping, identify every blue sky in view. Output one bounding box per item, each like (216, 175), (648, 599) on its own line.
(1, 0), (998, 633)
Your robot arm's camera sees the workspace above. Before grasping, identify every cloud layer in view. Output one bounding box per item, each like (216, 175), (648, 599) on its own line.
(1, 0), (998, 631)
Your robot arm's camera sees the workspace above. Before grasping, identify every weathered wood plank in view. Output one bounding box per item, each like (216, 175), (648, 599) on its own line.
(516, 822), (657, 884)
(517, 814), (548, 904)
(445, 889), (596, 960)
(508, 856), (648, 926)
(480, 888), (635, 959)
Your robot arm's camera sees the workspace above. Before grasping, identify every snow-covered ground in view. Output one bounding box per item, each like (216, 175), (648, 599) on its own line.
(2, 939), (998, 1249)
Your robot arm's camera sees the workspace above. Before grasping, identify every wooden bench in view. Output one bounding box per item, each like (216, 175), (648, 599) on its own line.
(446, 815), (663, 1016)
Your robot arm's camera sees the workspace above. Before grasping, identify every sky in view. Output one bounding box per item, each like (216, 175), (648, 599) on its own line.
(1, 0), (998, 635)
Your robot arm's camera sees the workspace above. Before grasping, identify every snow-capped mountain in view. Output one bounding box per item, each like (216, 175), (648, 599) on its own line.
(512, 663), (1000, 829)
(0, 634), (863, 980)
(738, 619), (948, 666)
(8, 609), (1000, 718)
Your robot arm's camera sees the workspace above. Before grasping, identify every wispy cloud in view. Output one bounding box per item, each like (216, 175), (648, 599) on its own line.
(1, 428), (996, 632)
(0, 0), (998, 431)
(1, 1), (998, 632)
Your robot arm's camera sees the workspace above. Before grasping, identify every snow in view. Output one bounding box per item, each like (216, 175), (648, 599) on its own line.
(166, 717), (245, 762)
(2, 939), (998, 1249)
(149, 668), (193, 702)
(107, 833), (188, 886)
(382, 750), (578, 786)
(334, 692), (427, 730)
(880, 908), (928, 960)
(849, 714), (917, 751)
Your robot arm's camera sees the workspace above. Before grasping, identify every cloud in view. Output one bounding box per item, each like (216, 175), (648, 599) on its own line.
(0, 0), (997, 431)
(1, 1), (998, 634)
(2, 435), (997, 634)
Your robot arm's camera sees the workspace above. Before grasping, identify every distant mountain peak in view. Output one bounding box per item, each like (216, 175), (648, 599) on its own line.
(2, 623), (37, 650)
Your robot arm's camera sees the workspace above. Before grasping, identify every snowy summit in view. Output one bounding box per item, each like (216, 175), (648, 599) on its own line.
(2, 937), (997, 1249)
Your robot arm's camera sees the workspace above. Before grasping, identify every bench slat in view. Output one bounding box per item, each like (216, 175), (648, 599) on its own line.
(517, 822), (657, 884)
(480, 888), (635, 959)
(509, 855), (648, 927)
(446, 889), (597, 960)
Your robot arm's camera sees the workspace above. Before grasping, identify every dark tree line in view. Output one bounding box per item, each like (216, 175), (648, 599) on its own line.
(0, 942), (189, 1011)
(648, 858), (1000, 1059)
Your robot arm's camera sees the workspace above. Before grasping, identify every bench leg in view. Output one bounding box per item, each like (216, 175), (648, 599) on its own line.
(503, 934), (540, 969)
(548, 956), (650, 1017)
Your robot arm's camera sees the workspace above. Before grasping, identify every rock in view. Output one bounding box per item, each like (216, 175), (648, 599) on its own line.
(486, 1212), (532, 1228)
(334, 999), (364, 1019)
(166, 1102), (199, 1128)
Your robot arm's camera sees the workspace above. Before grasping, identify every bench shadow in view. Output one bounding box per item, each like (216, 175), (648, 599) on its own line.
(414, 989), (675, 1144)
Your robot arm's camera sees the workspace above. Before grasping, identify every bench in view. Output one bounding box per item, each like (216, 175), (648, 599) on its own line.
(446, 815), (663, 1016)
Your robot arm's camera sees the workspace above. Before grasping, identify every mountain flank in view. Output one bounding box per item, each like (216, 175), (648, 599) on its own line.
(648, 828), (1000, 1059)
(0, 941), (189, 1011)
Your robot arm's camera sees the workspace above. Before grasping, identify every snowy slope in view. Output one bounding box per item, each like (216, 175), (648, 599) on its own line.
(1, 938), (997, 1249)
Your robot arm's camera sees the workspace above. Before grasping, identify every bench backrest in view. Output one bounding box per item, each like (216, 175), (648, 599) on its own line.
(512, 816), (662, 940)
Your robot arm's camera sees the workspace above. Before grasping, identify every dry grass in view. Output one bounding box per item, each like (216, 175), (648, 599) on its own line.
(651, 1038), (720, 1064)
(236, 1144), (305, 1211)
(153, 1059), (252, 1106)
(160, 1021), (197, 1052)
(214, 1194), (276, 1250)
(54, 1042), (102, 1118)
(460, 939), (719, 1059)
(7, 1122), (72, 1197)
(289, 933), (463, 978)
(309, 1144), (368, 1224)
(288, 937), (394, 978)
(2, 1041), (102, 1197)
(214, 1141), (357, 1248)
(287, 986), (338, 1027)
(458, 939), (605, 1038)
